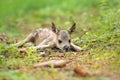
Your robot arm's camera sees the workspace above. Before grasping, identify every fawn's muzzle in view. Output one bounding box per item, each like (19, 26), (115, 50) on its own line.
(63, 45), (69, 51)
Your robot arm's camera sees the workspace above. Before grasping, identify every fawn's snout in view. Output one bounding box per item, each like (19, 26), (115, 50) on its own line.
(63, 45), (70, 51)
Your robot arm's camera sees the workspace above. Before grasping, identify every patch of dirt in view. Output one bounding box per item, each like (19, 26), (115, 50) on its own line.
(11, 50), (119, 79)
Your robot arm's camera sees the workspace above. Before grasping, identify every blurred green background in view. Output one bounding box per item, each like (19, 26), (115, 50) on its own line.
(0, 0), (120, 37)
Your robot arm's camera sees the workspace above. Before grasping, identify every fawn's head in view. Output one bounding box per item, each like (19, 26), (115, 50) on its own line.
(51, 22), (76, 51)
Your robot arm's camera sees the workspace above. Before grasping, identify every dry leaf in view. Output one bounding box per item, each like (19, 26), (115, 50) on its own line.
(74, 66), (92, 77)
(19, 48), (28, 53)
(34, 60), (70, 68)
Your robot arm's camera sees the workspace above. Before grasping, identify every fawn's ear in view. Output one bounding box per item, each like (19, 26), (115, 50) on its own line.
(51, 22), (60, 33)
(68, 23), (76, 34)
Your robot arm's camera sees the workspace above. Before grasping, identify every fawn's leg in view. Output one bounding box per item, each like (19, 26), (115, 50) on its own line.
(35, 42), (55, 50)
(34, 34), (55, 50)
(70, 43), (83, 52)
(14, 31), (38, 47)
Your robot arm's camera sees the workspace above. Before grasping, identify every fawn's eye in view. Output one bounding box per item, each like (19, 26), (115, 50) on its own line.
(69, 40), (71, 43)
(58, 40), (62, 44)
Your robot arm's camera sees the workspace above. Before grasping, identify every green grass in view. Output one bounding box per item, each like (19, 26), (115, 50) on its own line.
(0, 0), (120, 80)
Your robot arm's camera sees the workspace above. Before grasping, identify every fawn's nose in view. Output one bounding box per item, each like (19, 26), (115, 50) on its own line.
(63, 45), (69, 51)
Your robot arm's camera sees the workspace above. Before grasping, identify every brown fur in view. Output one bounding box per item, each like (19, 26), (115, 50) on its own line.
(14, 22), (82, 51)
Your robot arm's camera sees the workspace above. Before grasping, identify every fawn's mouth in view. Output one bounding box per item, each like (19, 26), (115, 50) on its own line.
(51, 47), (69, 52)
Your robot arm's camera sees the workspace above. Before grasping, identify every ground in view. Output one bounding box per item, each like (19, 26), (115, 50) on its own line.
(0, 0), (120, 80)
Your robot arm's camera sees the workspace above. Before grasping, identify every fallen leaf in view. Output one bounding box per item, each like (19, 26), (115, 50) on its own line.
(74, 66), (92, 77)
(34, 60), (70, 68)
(19, 48), (28, 53)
